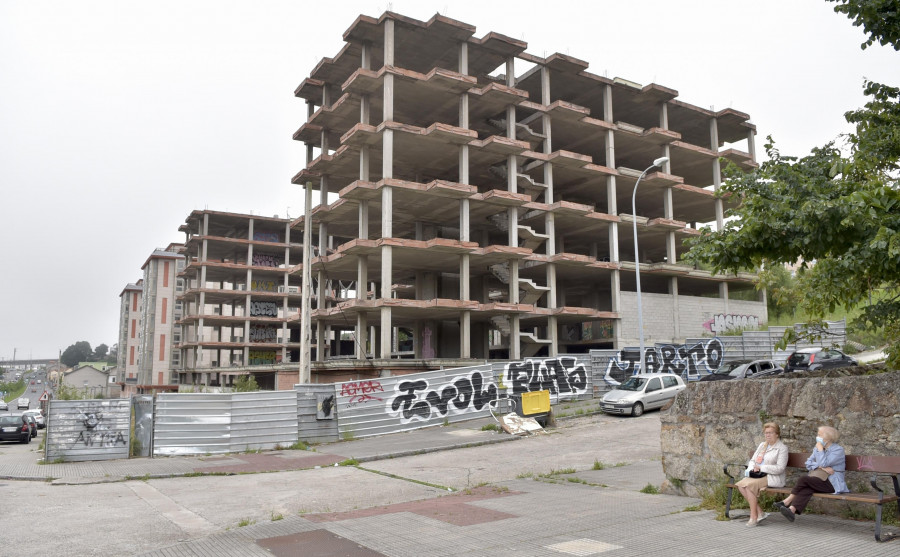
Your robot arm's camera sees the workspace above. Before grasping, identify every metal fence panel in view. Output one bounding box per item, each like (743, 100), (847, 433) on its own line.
(45, 399), (131, 462)
(231, 391), (298, 450)
(132, 395), (154, 457)
(153, 391), (297, 455)
(295, 384), (339, 444)
(334, 365), (496, 439)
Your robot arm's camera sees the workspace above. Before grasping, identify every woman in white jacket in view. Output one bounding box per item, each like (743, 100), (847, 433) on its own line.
(735, 422), (789, 526)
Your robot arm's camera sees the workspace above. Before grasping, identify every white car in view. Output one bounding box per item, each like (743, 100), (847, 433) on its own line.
(600, 373), (686, 417)
(16, 398), (29, 410)
(23, 409), (44, 429)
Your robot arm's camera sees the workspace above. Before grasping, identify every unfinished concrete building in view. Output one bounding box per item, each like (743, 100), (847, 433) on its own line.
(290, 11), (765, 370)
(176, 211), (303, 389)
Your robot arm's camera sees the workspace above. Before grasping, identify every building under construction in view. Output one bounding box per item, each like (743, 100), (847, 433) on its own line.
(149, 11), (766, 388)
(288, 11), (764, 375)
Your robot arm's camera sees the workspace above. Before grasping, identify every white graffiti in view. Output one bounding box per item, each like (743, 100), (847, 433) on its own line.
(603, 338), (725, 385)
(704, 313), (760, 334)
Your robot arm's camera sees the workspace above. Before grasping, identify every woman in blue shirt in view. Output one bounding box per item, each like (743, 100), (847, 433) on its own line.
(776, 425), (848, 521)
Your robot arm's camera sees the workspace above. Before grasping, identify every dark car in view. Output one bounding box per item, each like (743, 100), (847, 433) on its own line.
(0, 414), (32, 443)
(22, 414), (38, 439)
(699, 359), (783, 382)
(785, 347), (858, 372)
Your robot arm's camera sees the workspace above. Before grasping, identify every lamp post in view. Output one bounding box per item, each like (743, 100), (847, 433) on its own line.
(632, 156), (669, 373)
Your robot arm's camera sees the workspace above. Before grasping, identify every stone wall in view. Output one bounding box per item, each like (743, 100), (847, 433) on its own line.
(660, 369), (900, 499)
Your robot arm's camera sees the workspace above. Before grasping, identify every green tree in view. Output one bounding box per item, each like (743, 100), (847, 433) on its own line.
(827, 0), (900, 50)
(687, 3), (900, 367)
(233, 374), (260, 392)
(61, 341), (93, 367)
(757, 264), (800, 319)
(94, 344), (109, 361)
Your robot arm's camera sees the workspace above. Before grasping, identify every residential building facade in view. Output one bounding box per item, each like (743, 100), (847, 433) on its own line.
(117, 280), (143, 386)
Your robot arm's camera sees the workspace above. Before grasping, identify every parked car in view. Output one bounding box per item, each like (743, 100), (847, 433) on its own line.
(0, 400), (7, 411)
(16, 397), (29, 409)
(22, 414), (37, 439)
(600, 373), (687, 417)
(698, 359), (783, 382)
(0, 414), (32, 443)
(785, 348), (858, 373)
(23, 409), (45, 429)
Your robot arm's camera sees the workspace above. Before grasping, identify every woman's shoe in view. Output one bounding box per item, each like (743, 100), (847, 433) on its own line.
(773, 501), (785, 510)
(779, 505), (795, 522)
(746, 520), (758, 527)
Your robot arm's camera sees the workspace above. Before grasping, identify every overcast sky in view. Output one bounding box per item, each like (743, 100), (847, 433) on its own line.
(1, 0), (898, 361)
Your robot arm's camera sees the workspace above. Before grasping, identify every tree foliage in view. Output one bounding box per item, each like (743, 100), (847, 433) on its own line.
(233, 374), (260, 392)
(94, 344), (109, 360)
(828, 0), (900, 50)
(61, 341), (93, 367)
(687, 3), (900, 367)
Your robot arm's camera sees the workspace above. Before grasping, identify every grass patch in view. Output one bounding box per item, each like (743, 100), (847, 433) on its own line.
(338, 458), (359, 466)
(682, 505), (702, 512)
(592, 460), (605, 470)
(237, 517), (256, 527)
(516, 471), (534, 479)
(481, 423), (501, 432)
(270, 512), (284, 521)
(341, 430), (355, 441)
(539, 468), (576, 478)
(639, 483), (660, 494)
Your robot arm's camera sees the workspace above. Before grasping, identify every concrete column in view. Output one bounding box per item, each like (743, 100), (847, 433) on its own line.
(670, 277), (681, 341)
(747, 128), (757, 162)
(710, 117), (724, 229)
(510, 315), (521, 360)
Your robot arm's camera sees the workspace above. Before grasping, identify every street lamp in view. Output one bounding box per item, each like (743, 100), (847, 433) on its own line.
(632, 156), (669, 374)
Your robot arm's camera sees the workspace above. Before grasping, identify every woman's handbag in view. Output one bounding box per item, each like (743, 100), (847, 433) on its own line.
(748, 470), (768, 479)
(809, 468), (829, 481)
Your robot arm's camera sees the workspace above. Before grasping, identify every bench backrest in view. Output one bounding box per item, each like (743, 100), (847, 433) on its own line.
(785, 452), (900, 474)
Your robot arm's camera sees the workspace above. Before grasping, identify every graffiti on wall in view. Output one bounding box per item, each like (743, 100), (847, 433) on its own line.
(340, 380), (384, 406)
(563, 321), (613, 342)
(71, 403), (128, 448)
(253, 231), (280, 243)
(504, 357), (589, 396)
(250, 301), (278, 317)
(248, 350), (277, 365)
(703, 314), (760, 335)
(249, 326), (277, 343)
(603, 338), (725, 384)
(389, 369), (497, 424)
(252, 253), (281, 267)
(251, 279), (278, 292)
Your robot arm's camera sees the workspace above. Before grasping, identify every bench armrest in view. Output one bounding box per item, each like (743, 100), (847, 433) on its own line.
(870, 473), (900, 499)
(723, 462), (747, 483)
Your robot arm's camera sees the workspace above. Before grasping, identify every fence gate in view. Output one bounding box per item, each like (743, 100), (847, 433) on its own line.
(45, 398), (131, 462)
(131, 395), (154, 457)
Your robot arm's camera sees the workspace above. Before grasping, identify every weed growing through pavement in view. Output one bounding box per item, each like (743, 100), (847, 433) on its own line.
(270, 512), (284, 521)
(639, 483), (660, 494)
(592, 460), (605, 470)
(237, 518), (256, 527)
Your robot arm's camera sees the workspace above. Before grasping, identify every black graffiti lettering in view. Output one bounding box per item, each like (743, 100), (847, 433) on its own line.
(452, 377), (474, 410)
(425, 385), (459, 416)
(391, 380), (431, 420)
(604, 338), (727, 383)
(505, 358), (589, 396)
(76, 430), (127, 448)
(469, 371), (497, 410)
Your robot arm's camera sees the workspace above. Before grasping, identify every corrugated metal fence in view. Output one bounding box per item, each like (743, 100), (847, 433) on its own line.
(45, 398), (131, 462)
(152, 391), (297, 456)
(44, 321), (850, 460)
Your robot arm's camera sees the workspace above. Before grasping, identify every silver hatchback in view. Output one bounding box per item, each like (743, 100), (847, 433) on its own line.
(600, 373), (686, 417)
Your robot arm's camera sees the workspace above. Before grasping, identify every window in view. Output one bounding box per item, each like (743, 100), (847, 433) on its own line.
(661, 376), (679, 389)
(646, 378), (662, 392)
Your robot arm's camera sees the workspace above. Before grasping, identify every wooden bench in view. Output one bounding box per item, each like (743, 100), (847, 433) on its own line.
(724, 452), (900, 542)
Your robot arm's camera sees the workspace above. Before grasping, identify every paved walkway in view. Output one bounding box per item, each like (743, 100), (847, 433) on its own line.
(2, 401), (896, 556)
